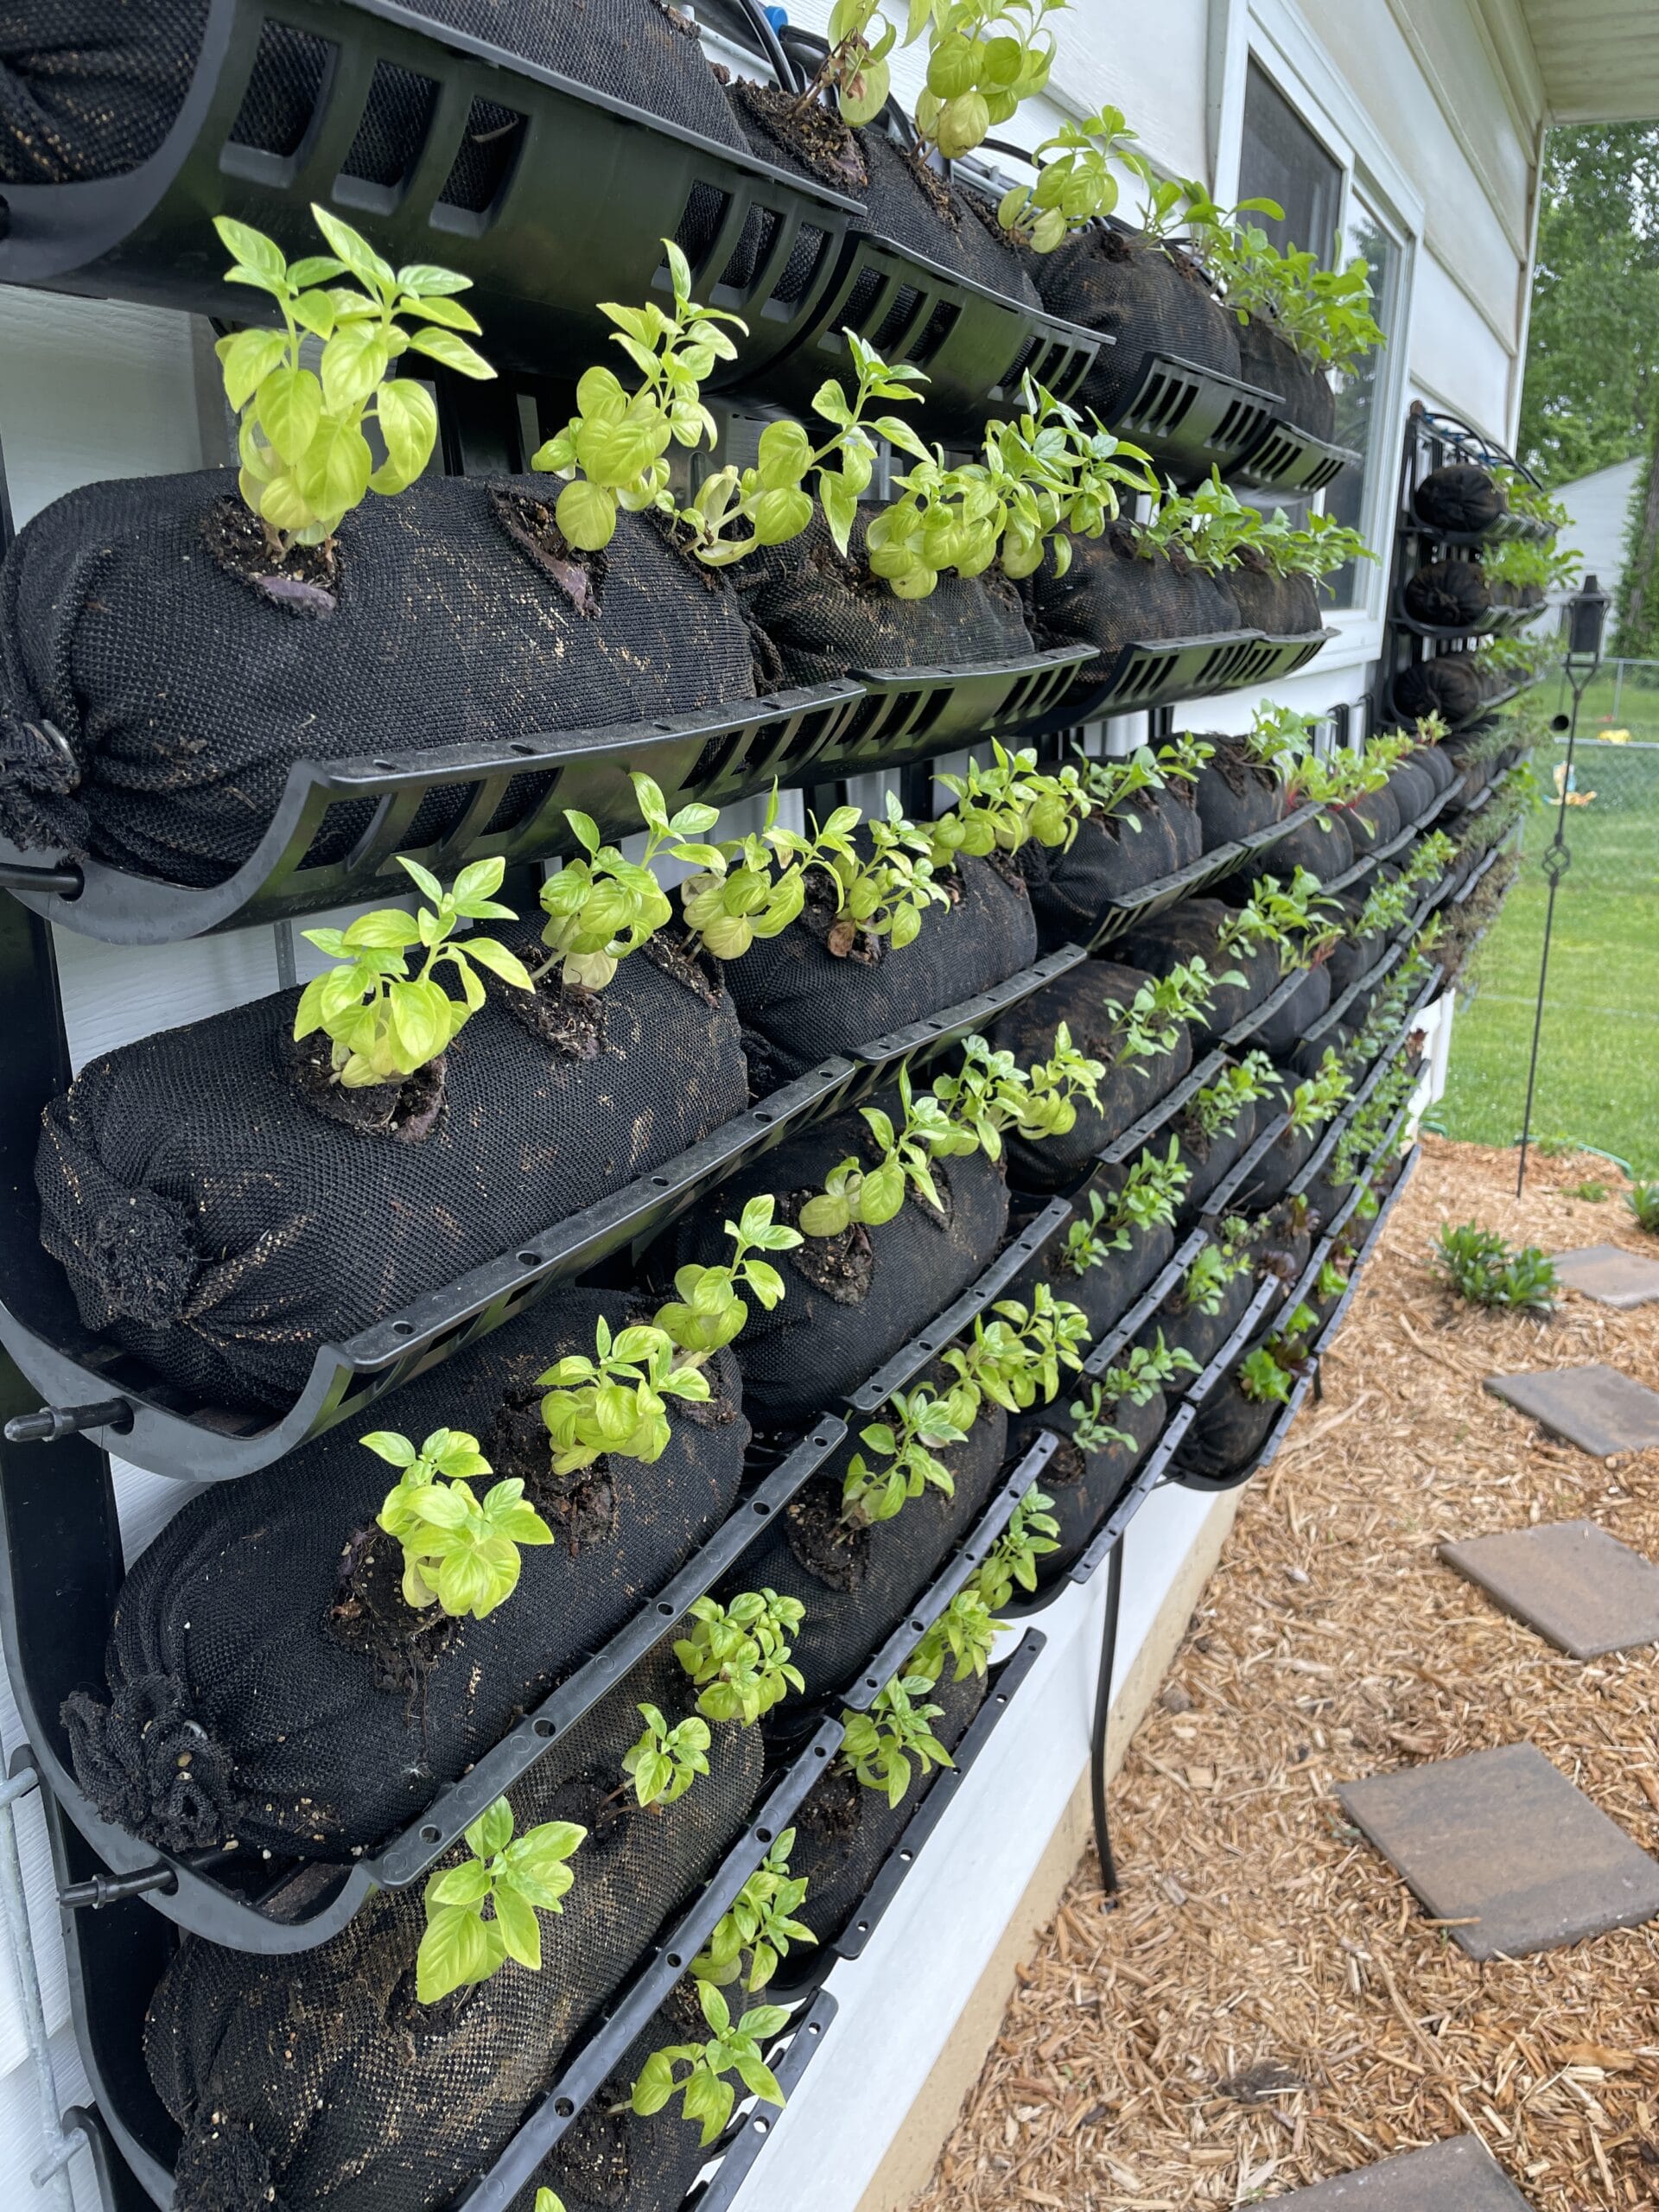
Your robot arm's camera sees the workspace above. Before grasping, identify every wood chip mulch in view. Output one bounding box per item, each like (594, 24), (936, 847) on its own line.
(909, 1136), (1659, 2211)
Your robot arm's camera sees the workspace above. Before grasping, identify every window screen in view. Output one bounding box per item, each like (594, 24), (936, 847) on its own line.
(1238, 60), (1343, 264)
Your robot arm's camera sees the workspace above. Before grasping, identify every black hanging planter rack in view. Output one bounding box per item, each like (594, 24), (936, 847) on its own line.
(1024, 628), (1335, 737)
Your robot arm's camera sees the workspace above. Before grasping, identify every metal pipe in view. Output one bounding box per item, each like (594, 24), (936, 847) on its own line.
(0, 865), (83, 899)
(0, 1765), (78, 2209)
(4, 1400), (132, 1446)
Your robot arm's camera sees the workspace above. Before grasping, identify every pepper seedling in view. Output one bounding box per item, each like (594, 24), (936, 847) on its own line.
(976, 1484), (1061, 1605)
(691, 1828), (817, 1993)
(839, 1671), (956, 1808)
(653, 1196), (803, 1374)
(627, 1980), (788, 2146)
(416, 1797), (586, 2003)
(215, 206), (493, 555)
(841, 1383), (972, 1527)
(294, 855), (533, 1088)
(620, 1703), (713, 1810)
(674, 1591), (807, 1726)
(365, 1427), (553, 1621)
(537, 1319), (712, 1477)
(1068, 1335), (1198, 1452)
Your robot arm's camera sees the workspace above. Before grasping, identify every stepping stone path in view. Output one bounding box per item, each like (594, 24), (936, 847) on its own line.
(1338, 1742), (1659, 1961)
(1483, 1363), (1659, 1457)
(1440, 1520), (1659, 1659)
(1550, 1243), (1659, 1309)
(1267, 2134), (1532, 2206)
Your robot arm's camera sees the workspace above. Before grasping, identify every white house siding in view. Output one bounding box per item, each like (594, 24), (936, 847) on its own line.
(1548, 454), (1641, 612)
(0, 3), (1544, 2208)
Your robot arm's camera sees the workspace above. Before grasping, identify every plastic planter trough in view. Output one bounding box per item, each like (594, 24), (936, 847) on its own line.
(1234, 420), (1360, 497)
(1389, 591), (1541, 644)
(1023, 630), (1334, 738)
(1384, 668), (1541, 735)
(0, 685), (865, 944)
(808, 646), (1097, 780)
(0, 1408), (845, 1950)
(839, 945), (1088, 1109)
(0, 0), (866, 387)
(1319, 785), (1455, 899)
(1095, 1052), (1229, 1170)
(35, 1716), (843, 2212)
(1105, 352), (1280, 486)
(766, 1630), (1047, 2000)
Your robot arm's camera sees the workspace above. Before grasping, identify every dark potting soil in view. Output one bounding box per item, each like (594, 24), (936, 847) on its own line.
(1223, 556), (1323, 638)
(1235, 315), (1337, 442)
(1393, 656), (1491, 728)
(0, 472), (760, 884)
(282, 1029), (449, 1142)
(146, 1650), (765, 2212)
(1403, 557), (1493, 632)
(1014, 798), (1179, 953)
(1248, 962), (1332, 1055)
(1118, 898), (1281, 1043)
(61, 1290), (749, 1860)
(0, 0), (756, 182)
(1028, 227), (1242, 419)
(1027, 522), (1237, 667)
(988, 959), (1194, 1192)
(1190, 741), (1286, 849)
(1008, 1384), (1167, 1579)
(729, 850), (1038, 1095)
(662, 1099), (1010, 1427)
(1413, 464), (1506, 537)
(1010, 1217), (1177, 1344)
(718, 1366), (1011, 1697)
(35, 942), (748, 1411)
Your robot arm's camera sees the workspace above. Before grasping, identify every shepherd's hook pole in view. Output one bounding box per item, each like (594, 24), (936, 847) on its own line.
(1516, 669), (1591, 1198)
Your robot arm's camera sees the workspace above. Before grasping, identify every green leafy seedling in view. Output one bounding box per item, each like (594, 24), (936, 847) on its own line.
(839, 1671), (955, 1808)
(1433, 1224), (1558, 1314)
(911, 1583), (1002, 1686)
(366, 1427), (552, 1621)
(416, 1798), (585, 2003)
(537, 1318), (711, 1477)
(1628, 1184), (1659, 1235)
(621, 1703), (712, 1809)
(842, 1384), (970, 1526)
(692, 1828), (816, 1993)
(675, 1591), (806, 1726)
(628, 1980), (788, 2146)
(976, 1484), (1060, 1605)
(654, 1196), (803, 1372)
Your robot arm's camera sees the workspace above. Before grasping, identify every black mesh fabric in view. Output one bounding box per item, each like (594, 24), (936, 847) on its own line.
(1249, 963), (1330, 1054)
(1, 0), (752, 183)
(1412, 742), (1458, 796)
(1172, 1369), (1278, 1483)
(1344, 784), (1402, 853)
(1233, 1117), (1317, 1211)
(62, 1291), (750, 1860)
(146, 1648), (767, 2212)
(1223, 561), (1322, 637)
(728, 852), (1038, 1096)
(786, 1668), (986, 1953)
(1027, 524), (1237, 664)
(1413, 465), (1505, 537)
(988, 959), (1193, 1192)
(36, 941), (748, 1410)
(734, 511), (1034, 689)
(1015, 804), (1177, 952)
(1385, 756), (1438, 827)
(1324, 903), (1385, 995)
(1172, 1098), (1260, 1217)
(1235, 315), (1336, 442)
(1009, 1217), (1175, 1343)
(1007, 1388), (1166, 1580)
(1393, 657), (1490, 728)
(1027, 227), (1241, 421)
(1117, 900), (1281, 1044)
(1404, 559), (1491, 632)
(715, 1368), (1010, 1699)
(1135, 1251), (1257, 1374)
(1191, 741), (1285, 848)
(0, 473), (759, 884)
(662, 1101), (1010, 1428)
(1250, 809), (1351, 885)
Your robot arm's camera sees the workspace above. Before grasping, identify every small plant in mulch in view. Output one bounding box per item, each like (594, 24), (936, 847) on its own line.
(1433, 1224), (1559, 1315)
(1627, 1184), (1659, 1235)
(213, 206), (493, 568)
(626, 1979), (790, 2145)
(365, 1426), (553, 1622)
(976, 1484), (1062, 1605)
(416, 1795), (586, 2003)
(1567, 1179), (1609, 1204)
(691, 1828), (817, 1993)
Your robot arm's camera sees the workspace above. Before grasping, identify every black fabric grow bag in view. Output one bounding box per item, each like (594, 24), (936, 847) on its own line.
(1385, 756), (1438, 828)
(1413, 465), (1505, 537)
(787, 1667), (985, 1953)
(0, 0), (757, 184)
(0, 471), (760, 884)
(1171, 1098), (1261, 1217)
(62, 1291), (749, 1861)
(1172, 1370), (1279, 1484)
(1118, 899), (1281, 1043)
(1190, 741), (1286, 849)
(1007, 1387), (1166, 1580)
(1232, 1117), (1319, 1211)
(1008, 1216), (1175, 1343)
(1223, 559), (1322, 637)
(1394, 657), (1490, 728)
(716, 1367), (1010, 1699)
(36, 938), (747, 1410)
(1248, 962), (1330, 1054)
(1403, 558), (1491, 632)
(662, 1101), (1010, 1429)
(1345, 784), (1402, 853)
(728, 851), (1038, 1096)
(734, 512), (1033, 690)
(1135, 1253), (1257, 1375)
(1028, 523), (1237, 664)
(1016, 804), (1179, 952)
(147, 1648), (766, 2212)
(1410, 742), (1458, 797)
(1028, 227), (1241, 422)
(1235, 315), (1336, 442)
(1324, 905), (1386, 994)
(986, 960), (1193, 1192)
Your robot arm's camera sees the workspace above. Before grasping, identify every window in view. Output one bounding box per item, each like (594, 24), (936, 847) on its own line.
(1325, 196), (1402, 610)
(1239, 61), (1342, 267)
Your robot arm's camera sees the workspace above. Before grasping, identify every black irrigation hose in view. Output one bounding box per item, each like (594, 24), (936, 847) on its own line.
(1090, 1539), (1126, 1899)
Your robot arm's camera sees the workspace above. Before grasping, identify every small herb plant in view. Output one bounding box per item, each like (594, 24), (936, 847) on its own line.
(654, 1197), (804, 1373)
(1284, 1053), (1351, 1136)
(840, 1672), (955, 1808)
(1433, 1224), (1558, 1314)
(997, 105), (1138, 250)
(215, 207), (493, 553)
(365, 1427), (553, 1621)
(912, 1583), (1001, 1685)
(621, 1704), (712, 1810)
(1235, 1305), (1317, 1408)
(841, 1384), (971, 1527)
(1180, 1223), (1253, 1314)
(537, 1319), (711, 1476)
(941, 1289), (1090, 1421)
(1190, 1053), (1281, 1140)
(416, 1798), (585, 2003)
(976, 1484), (1061, 1605)
(628, 1979), (787, 2146)
(674, 1592), (806, 1726)
(925, 742), (1090, 867)
(295, 856), (532, 1087)
(1103, 961), (1228, 1065)
(1628, 1184), (1659, 1235)
(692, 1828), (816, 1993)
(909, 0), (1065, 165)
(535, 773), (714, 991)
(1068, 1336), (1197, 1451)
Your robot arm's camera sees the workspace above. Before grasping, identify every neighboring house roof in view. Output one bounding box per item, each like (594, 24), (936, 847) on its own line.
(1545, 454), (1642, 607)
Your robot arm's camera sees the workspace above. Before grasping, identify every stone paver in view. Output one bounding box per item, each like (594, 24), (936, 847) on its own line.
(1484, 1363), (1659, 1457)
(1440, 1519), (1659, 1659)
(1549, 1243), (1659, 1310)
(1267, 2134), (1531, 2205)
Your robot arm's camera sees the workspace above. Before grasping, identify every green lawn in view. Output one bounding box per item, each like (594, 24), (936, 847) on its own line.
(1436, 737), (1659, 1177)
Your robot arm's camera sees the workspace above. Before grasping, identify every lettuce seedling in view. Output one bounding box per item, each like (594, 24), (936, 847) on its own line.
(1237, 1344), (1295, 1406)
(654, 1196), (803, 1373)
(1096, 1140), (1194, 1243)
(416, 1796), (585, 2003)
(295, 855), (532, 1088)
(1179, 1220), (1253, 1315)
(840, 1672), (955, 1807)
(365, 1426), (553, 1620)
(842, 1383), (971, 1527)
(692, 1828), (816, 1992)
(1190, 1052), (1281, 1140)
(1157, 730), (1216, 786)
(1284, 1052), (1351, 1136)
(215, 206), (492, 554)
(1242, 868), (1342, 972)
(621, 1703), (712, 1809)
(537, 1319), (711, 1476)
(675, 1592), (806, 1726)
(629, 1980), (788, 2145)
(911, 1584), (1002, 1685)
(976, 1484), (1060, 1605)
